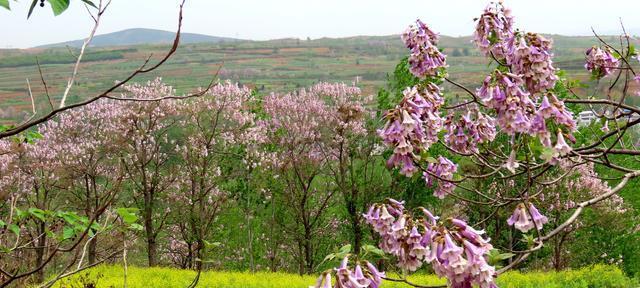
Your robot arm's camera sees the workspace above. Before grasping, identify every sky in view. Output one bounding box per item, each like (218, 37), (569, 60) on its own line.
(1, 0), (639, 48)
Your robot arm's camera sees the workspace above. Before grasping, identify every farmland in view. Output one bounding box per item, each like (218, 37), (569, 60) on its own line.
(0, 33), (626, 122)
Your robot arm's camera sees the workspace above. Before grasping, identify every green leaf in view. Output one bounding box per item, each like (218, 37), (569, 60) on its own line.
(116, 207), (139, 224)
(8, 224), (20, 236)
(81, 0), (97, 8)
(47, 0), (70, 16)
(362, 244), (385, 257)
(58, 211), (81, 225)
(130, 223), (144, 231)
(322, 253), (335, 264)
(339, 244), (351, 254)
(28, 208), (46, 221)
(14, 208), (28, 220)
(498, 252), (516, 260)
(0, 0), (10, 10)
(203, 240), (221, 248)
(0, 220), (5, 228)
(63, 227), (75, 240)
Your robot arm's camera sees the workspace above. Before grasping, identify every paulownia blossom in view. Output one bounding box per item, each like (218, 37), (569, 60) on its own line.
(379, 84), (444, 176)
(402, 19), (447, 78)
(0, 140), (23, 199)
(476, 71), (535, 135)
(507, 202), (548, 233)
(507, 32), (559, 94)
(473, 2), (514, 59)
(314, 256), (385, 288)
(476, 71), (576, 157)
(424, 156), (458, 199)
(363, 199), (498, 288)
(585, 46), (619, 78)
(444, 109), (497, 154)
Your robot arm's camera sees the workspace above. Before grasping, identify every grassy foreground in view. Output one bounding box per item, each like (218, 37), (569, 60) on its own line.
(52, 264), (636, 288)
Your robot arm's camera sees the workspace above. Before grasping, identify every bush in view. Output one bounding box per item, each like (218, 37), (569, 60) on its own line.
(50, 264), (637, 288)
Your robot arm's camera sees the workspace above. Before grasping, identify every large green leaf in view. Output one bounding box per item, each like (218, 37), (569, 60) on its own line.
(63, 227), (75, 240)
(116, 207), (139, 225)
(28, 208), (46, 221)
(47, 0), (70, 16)
(0, 0), (10, 10)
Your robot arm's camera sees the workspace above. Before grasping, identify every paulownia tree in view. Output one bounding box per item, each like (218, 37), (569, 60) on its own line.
(314, 2), (640, 288)
(260, 83), (369, 274)
(167, 81), (263, 273)
(118, 78), (180, 267)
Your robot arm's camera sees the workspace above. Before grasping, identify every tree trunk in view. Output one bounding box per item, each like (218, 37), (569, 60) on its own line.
(147, 237), (158, 267)
(88, 235), (97, 265)
(297, 241), (304, 275)
(144, 202), (157, 266)
(34, 220), (46, 283)
(553, 239), (562, 271)
(303, 225), (313, 274)
(348, 201), (362, 255)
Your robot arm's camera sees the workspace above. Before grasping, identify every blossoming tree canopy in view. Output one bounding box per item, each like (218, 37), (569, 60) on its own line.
(316, 1), (639, 288)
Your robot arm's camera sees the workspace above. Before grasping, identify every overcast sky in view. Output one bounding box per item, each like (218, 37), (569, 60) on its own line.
(1, 0), (639, 48)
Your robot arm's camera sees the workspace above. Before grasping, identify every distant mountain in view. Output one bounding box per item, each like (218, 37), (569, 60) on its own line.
(599, 28), (640, 37)
(37, 28), (242, 48)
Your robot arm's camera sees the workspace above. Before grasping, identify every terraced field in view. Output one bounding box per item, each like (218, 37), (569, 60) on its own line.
(0, 34), (637, 123)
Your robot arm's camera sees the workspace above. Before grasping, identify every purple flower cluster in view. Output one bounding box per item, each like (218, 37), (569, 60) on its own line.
(363, 199), (498, 288)
(424, 156), (458, 199)
(507, 33), (559, 94)
(477, 71), (575, 155)
(585, 46), (619, 78)
(444, 110), (497, 154)
(315, 257), (385, 288)
(473, 2), (514, 59)
(507, 203), (548, 232)
(402, 19), (447, 78)
(477, 71), (536, 135)
(379, 84), (444, 176)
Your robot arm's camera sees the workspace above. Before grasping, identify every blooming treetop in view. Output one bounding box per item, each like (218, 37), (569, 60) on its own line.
(319, 1), (639, 288)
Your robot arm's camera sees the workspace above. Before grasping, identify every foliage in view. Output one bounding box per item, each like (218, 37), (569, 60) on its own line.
(0, 0), (97, 18)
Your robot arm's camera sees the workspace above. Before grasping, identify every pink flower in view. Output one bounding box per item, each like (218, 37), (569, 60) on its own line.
(424, 156), (458, 198)
(554, 131), (572, 157)
(402, 19), (448, 78)
(507, 203), (534, 232)
(504, 149), (519, 173)
(585, 46), (619, 78)
(473, 2), (514, 59)
(507, 33), (558, 94)
(528, 203), (548, 229)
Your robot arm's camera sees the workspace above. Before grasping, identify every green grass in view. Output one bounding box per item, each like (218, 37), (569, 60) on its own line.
(51, 264), (637, 288)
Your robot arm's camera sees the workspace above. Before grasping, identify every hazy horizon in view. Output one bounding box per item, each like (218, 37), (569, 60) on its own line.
(1, 0), (639, 49)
